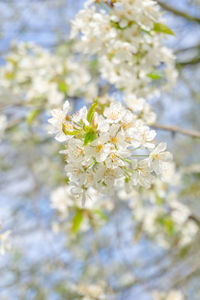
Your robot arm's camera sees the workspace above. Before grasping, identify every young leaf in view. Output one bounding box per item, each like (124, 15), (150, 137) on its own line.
(110, 20), (121, 30)
(58, 81), (68, 94)
(90, 59), (98, 72)
(65, 177), (70, 184)
(26, 109), (41, 126)
(83, 129), (97, 146)
(147, 71), (162, 80)
(155, 193), (164, 205)
(153, 23), (175, 36)
(87, 100), (98, 124)
(93, 209), (108, 221)
(4, 72), (15, 80)
(156, 216), (175, 235)
(72, 209), (83, 233)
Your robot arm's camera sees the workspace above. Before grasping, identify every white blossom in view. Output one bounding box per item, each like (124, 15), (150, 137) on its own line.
(0, 42), (98, 109)
(0, 226), (11, 255)
(77, 282), (107, 300)
(71, 0), (177, 97)
(150, 142), (173, 175)
(48, 101), (71, 142)
(152, 290), (185, 300)
(124, 170), (199, 249)
(49, 97), (172, 205)
(0, 115), (7, 141)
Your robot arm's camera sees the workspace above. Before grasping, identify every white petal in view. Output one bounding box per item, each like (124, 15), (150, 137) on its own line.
(156, 142), (167, 153)
(63, 100), (70, 113)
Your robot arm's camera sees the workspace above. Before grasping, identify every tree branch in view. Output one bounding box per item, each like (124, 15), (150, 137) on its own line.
(152, 123), (200, 138)
(157, 1), (200, 24)
(175, 44), (200, 55)
(176, 55), (200, 66)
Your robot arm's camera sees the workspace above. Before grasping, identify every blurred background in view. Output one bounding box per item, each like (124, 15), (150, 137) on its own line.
(0, 0), (200, 299)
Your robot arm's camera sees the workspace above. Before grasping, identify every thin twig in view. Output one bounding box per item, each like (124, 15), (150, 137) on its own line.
(152, 123), (200, 139)
(158, 1), (200, 24)
(176, 56), (200, 66)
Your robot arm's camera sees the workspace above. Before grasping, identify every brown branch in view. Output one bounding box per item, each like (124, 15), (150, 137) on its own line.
(176, 48), (200, 66)
(175, 44), (200, 55)
(152, 123), (200, 139)
(176, 56), (200, 66)
(157, 1), (200, 24)
(188, 215), (200, 226)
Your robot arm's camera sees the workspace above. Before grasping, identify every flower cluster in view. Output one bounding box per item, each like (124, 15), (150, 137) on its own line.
(76, 282), (107, 300)
(124, 93), (156, 125)
(0, 223), (11, 255)
(0, 114), (7, 141)
(64, 281), (107, 300)
(131, 192), (198, 248)
(0, 42), (98, 108)
(71, 0), (177, 97)
(49, 98), (172, 204)
(152, 290), (185, 300)
(119, 164), (198, 249)
(51, 185), (113, 232)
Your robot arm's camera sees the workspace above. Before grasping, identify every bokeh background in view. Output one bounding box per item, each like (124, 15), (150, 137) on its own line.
(0, 0), (200, 299)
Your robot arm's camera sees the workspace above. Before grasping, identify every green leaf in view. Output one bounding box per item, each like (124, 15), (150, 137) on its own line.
(26, 109), (41, 126)
(72, 209), (83, 233)
(147, 71), (162, 80)
(110, 20), (121, 30)
(155, 193), (164, 205)
(156, 216), (175, 235)
(83, 129), (97, 146)
(90, 59), (98, 71)
(164, 217), (175, 235)
(87, 100), (98, 124)
(4, 72), (15, 80)
(58, 81), (68, 94)
(179, 245), (190, 258)
(65, 177), (70, 184)
(110, 20), (134, 31)
(153, 23), (175, 36)
(93, 209), (108, 221)
(125, 177), (130, 183)
(7, 57), (18, 67)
